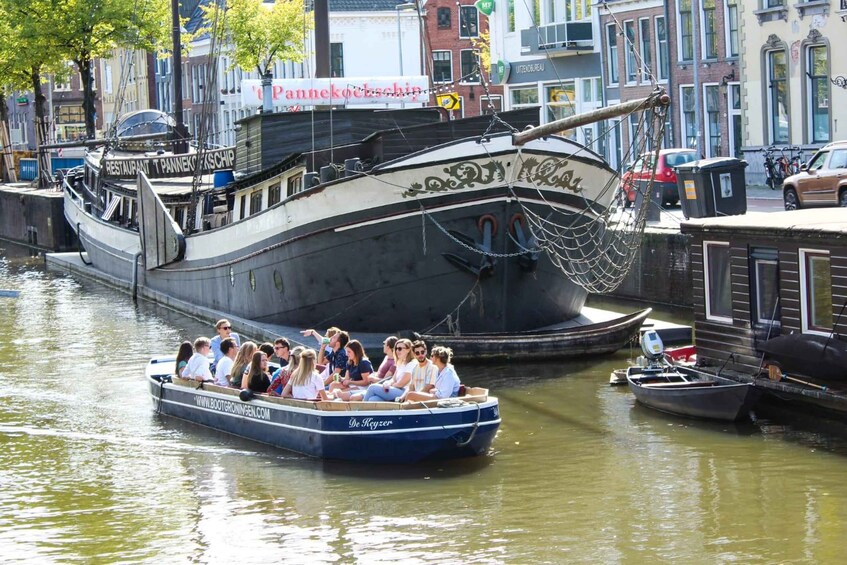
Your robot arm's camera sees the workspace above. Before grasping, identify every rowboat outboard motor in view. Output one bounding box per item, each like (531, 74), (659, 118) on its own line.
(640, 330), (665, 367)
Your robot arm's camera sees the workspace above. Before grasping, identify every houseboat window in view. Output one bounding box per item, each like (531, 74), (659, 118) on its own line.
(268, 182), (281, 206)
(174, 206), (185, 229)
(801, 250), (832, 333)
(287, 175), (303, 196)
(751, 248), (780, 326)
(704, 242), (732, 322)
(249, 191), (262, 215)
(239, 194), (247, 220)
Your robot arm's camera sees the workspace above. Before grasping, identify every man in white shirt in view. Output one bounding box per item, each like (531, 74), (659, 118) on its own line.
(182, 337), (213, 382)
(214, 337), (237, 387)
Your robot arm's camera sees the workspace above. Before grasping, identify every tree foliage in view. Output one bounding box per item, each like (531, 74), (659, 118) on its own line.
(202, 0), (312, 76)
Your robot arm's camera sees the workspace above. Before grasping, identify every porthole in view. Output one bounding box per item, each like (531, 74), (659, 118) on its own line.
(229, 266), (235, 287)
(249, 270), (256, 291)
(273, 270), (284, 292)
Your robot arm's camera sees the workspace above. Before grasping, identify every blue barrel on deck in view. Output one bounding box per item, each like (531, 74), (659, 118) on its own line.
(213, 169), (235, 188)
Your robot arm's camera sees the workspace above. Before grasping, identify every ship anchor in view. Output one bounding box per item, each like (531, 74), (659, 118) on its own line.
(442, 215), (497, 278)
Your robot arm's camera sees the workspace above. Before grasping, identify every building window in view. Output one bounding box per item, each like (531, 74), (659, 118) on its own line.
(437, 7), (451, 28)
(460, 50), (480, 82)
(330, 43), (344, 77)
(726, 0), (739, 58)
(628, 113), (640, 150)
(624, 20), (636, 83)
(510, 87), (539, 108)
(606, 23), (619, 85)
(704, 84), (721, 157)
(655, 16), (668, 81)
(481, 95), (503, 115)
(767, 49), (789, 144)
(249, 191), (262, 215)
(239, 194), (247, 220)
(508, 0), (515, 32)
(680, 85), (697, 150)
(702, 0), (717, 59)
(546, 83), (575, 135)
(729, 83), (742, 158)
(766, 0), (784, 6)
(268, 182), (281, 206)
(459, 6), (478, 38)
(704, 241), (732, 322)
(639, 18), (652, 82)
(679, 0), (693, 61)
(751, 248), (780, 328)
(433, 51), (452, 83)
(807, 45), (830, 144)
(800, 250), (832, 334)
(287, 175), (303, 197)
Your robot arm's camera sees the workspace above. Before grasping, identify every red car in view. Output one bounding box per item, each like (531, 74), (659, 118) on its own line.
(619, 149), (698, 207)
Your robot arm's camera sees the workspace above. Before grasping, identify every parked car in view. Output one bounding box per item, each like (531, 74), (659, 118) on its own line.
(783, 140), (847, 210)
(619, 149), (698, 207)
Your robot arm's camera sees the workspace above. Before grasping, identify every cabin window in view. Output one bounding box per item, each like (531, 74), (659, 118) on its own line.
(800, 249), (832, 334)
(750, 248), (780, 328)
(287, 175), (303, 196)
(704, 241), (732, 322)
(174, 206), (185, 229)
(249, 191), (262, 215)
(239, 194), (247, 220)
(268, 182), (281, 206)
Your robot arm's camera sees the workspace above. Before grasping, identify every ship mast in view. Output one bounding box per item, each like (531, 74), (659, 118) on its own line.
(171, 0), (189, 154)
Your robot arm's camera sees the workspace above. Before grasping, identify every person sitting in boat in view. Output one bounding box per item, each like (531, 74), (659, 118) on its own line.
(375, 336), (398, 382)
(358, 339), (415, 402)
(229, 341), (256, 388)
(214, 337), (237, 387)
(399, 340), (438, 401)
(282, 348), (324, 400)
(210, 319), (241, 370)
(181, 337), (213, 382)
(258, 342), (275, 359)
(302, 327), (348, 380)
(268, 346), (304, 396)
(403, 346), (462, 402)
(245, 351), (272, 393)
(272, 338), (291, 366)
(326, 340), (373, 396)
(175, 341), (193, 378)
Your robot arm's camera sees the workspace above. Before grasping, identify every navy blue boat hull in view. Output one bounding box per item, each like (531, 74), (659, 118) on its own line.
(148, 376), (500, 463)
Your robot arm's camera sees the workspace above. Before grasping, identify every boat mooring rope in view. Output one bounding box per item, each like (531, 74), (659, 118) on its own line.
(455, 402), (481, 448)
(76, 223), (93, 266)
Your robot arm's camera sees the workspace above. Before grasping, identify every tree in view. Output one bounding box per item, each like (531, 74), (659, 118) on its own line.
(0, 0), (68, 186)
(52, 0), (172, 139)
(202, 0), (312, 110)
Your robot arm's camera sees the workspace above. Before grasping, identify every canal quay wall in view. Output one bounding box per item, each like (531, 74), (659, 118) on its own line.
(0, 184), (77, 252)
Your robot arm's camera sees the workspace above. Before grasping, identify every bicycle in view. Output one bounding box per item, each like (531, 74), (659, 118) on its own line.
(784, 145), (803, 175)
(762, 146), (785, 189)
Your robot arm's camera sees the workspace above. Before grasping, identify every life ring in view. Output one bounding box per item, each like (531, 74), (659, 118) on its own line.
(477, 214), (498, 235)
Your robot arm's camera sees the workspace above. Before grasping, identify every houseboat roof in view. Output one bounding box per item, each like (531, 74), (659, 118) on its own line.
(681, 209), (847, 236)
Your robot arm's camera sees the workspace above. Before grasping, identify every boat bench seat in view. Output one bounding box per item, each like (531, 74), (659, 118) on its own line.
(643, 380), (717, 388)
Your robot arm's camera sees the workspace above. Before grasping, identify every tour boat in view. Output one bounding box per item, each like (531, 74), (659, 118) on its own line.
(146, 355), (500, 463)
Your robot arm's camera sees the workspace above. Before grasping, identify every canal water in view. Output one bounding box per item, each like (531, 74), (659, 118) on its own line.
(3, 249), (847, 563)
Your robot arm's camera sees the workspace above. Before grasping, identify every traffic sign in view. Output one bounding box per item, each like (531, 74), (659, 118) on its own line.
(437, 92), (461, 111)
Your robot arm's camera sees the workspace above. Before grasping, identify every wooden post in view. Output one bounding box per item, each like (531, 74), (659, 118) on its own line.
(0, 118), (17, 182)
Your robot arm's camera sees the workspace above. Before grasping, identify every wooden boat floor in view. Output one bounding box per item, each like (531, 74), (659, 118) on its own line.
(639, 380), (718, 388)
(167, 378), (489, 410)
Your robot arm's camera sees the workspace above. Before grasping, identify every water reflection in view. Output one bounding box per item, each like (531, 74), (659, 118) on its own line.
(2, 259), (847, 561)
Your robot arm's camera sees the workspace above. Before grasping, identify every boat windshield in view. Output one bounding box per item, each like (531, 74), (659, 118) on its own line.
(115, 110), (175, 139)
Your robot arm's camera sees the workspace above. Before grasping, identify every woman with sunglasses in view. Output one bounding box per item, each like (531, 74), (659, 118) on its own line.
(360, 338), (415, 402)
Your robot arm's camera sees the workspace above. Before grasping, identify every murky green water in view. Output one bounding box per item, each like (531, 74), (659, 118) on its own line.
(2, 248), (847, 563)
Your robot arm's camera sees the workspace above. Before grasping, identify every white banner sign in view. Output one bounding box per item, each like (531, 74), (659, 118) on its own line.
(241, 77), (429, 107)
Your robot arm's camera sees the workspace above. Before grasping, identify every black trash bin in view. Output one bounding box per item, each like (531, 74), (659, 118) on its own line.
(675, 157), (748, 219)
(633, 178), (663, 222)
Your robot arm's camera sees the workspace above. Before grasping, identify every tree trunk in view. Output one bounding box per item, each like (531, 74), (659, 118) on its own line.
(31, 67), (52, 189)
(77, 56), (97, 139)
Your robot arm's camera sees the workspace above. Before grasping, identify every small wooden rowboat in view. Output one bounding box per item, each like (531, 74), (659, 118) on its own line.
(626, 365), (761, 422)
(146, 355), (500, 463)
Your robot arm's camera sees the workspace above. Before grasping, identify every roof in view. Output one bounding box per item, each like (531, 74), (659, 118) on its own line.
(328, 0), (413, 11)
(681, 209), (847, 236)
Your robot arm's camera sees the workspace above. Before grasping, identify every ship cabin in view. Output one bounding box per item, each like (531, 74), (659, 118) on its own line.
(680, 209), (847, 375)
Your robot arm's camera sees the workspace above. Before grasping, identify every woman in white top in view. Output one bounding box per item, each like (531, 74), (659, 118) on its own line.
(282, 348), (324, 400)
(361, 338), (415, 402)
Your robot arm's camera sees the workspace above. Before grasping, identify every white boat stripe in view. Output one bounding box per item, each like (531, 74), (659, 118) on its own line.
(152, 393), (501, 436)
